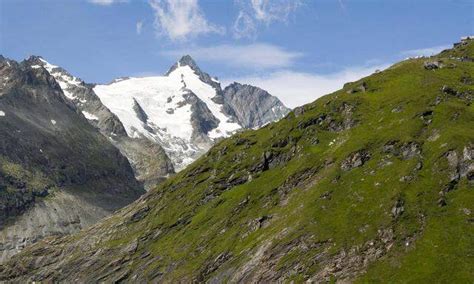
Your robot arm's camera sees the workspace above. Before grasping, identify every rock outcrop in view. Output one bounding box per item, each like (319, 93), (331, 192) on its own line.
(222, 82), (290, 129)
(0, 56), (144, 262)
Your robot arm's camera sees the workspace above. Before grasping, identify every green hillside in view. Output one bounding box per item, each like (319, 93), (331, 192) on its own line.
(1, 39), (473, 283)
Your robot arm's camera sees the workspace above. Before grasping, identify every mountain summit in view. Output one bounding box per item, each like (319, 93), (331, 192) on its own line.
(166, 55), (201, 75)
(93, 56), (290, 171)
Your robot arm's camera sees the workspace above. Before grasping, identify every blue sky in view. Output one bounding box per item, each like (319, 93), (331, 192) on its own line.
(1, 0), (473, 107)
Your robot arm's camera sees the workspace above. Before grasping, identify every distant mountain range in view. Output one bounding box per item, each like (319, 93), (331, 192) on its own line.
(32, 55), (289, 187)
(0, 54), (289, 262)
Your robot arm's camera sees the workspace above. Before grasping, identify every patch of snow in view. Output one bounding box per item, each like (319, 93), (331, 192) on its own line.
(82, 111), (99, 121)
(31, 65), (42, 69)
(61, 89), (76, 100)
(0, 110), (5, 117)
(94, 76), (194, 141)
(50, 119), (57, 125)
(6, 61), (10, 67)
(39, 58), (58, 71)
(38, 58), (83, 101)
(167, 65), (241, 139)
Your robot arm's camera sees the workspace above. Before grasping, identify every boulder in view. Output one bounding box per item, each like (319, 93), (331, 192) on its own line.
(424, 61), (442, 70)
(341, 150), (371, 171)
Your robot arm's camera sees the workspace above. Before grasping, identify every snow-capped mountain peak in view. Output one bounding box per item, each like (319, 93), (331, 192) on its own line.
(29, 55), (289, 173)
(166, 55), (200, 76)
(28, 56), (85, 102)
(94, 57), (243, 170)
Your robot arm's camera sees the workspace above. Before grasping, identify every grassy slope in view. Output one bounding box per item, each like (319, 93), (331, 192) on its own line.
(1, 40), (473, 282)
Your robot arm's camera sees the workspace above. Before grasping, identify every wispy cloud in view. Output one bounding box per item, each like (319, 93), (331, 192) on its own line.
(88, 0), (127, 5)
(338, 0), (347, 11)
(400, 44), (450, 58)
(250, 0), (303, 24)
(162, 43), (303, 69)
(233, 11), (258, 40)
(149, 0), (225, 41)
(222, 63), (390, 108)
(136, 21), (143, 35)
(233, 0), (303, 39)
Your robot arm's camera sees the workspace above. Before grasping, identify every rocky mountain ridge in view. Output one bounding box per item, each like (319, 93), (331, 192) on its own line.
(0, 55), (144, 262)
(28, 56), (174, 190)
(33, 55), (289, 183)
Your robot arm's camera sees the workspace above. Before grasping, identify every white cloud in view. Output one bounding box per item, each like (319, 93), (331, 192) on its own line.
(400, 45), (450, 58)
(233, 11), (257, 40)
(233, 0), (302, 38)
(149, 0), (225, 41)
(88, 0), (127, 5)
(222, 64), (390, 108)
(162, 43), (303, 69)
(136, 21), (143, 35)
(250, 0), (302, 24)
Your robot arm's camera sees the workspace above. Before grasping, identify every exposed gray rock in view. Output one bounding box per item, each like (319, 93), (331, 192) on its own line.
(460, 75), (473, 85)
(182, 90), (220, 144)
(346, 82), (368, 94)
(391, 106), (403, 113)
(222, 82), (290, 129)
(446, 146), (474, 182)
(294, 106), (305, 117)
(400, 142), (422, 159)
(341, 150), (371, 171)
(424, 61), (442, 70)
(441, 85), (473, 104)
(198, 251), (233, 281)
(382, 141), (421, 160)
(0, 56), (144, 262)
(391, 199), (405, 218)
(132, 98), (149, 124)
(248, 215), (272, 232)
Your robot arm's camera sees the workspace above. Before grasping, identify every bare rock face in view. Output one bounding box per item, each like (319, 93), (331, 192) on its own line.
(424, 61), (442, 70)
(0, 56), (144, 262)
(341, 150), (371, 171)
(28, 56), (175, 189)
(0, 190), (110, 262)
(222, 82), (290, 129)
(182, 90), (220, 144)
